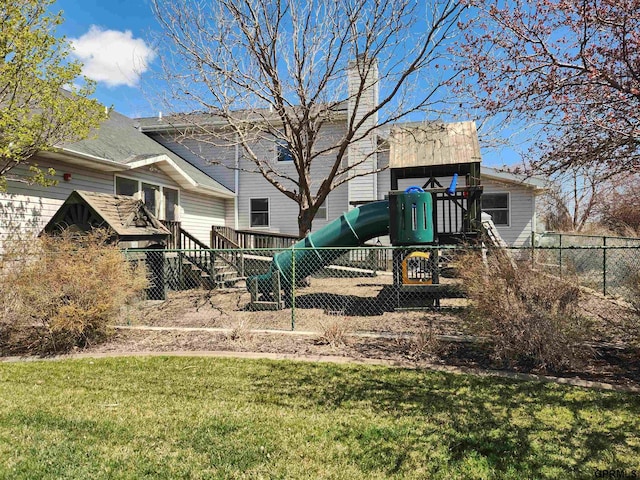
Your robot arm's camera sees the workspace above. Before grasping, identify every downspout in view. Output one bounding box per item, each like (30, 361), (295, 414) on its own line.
(234, 140), (239, 230)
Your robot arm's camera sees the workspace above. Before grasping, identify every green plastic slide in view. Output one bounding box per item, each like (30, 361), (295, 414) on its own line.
(247, 200), (389, 295)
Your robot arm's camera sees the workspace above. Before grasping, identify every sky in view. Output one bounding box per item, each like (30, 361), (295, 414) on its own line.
(54, 0), (160, 118)
(52, 0), (513, 166)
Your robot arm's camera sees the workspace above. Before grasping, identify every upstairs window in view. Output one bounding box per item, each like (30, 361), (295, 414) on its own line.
(482, 193), (509, 226)
(276, 140), (294, 162)
(250, 198), (269, 227)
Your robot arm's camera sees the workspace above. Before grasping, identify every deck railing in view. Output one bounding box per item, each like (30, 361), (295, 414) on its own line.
(160, 220), (182, 249)
(179, 227), (213, 274)
(212, 226), (299, 249)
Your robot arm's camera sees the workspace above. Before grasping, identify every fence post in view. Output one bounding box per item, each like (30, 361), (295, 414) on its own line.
(291, 245), (296, 331)
(559, 233), (563, 277)
(531, 231), (536, 267)
(603, 237), (607, 296)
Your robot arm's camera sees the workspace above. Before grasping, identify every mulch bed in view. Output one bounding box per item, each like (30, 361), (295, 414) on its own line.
(85, 327), (640, 391)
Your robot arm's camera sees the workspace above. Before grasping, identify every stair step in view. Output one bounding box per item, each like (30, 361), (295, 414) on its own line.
(215, 269), (236, 276)
(216, 277), (245, 287)
(216, 274), (238, 282)
(191, 265), (210, 273)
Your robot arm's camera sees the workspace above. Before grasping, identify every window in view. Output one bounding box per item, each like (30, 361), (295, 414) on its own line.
(250, 198), (269, 227)
(316, 200), (328, 220)
(142, 183), (160, 217)
(114, 176), (179, 221)
(276, 140), (293, 162)
(115, 176), (138, 197)
(163, 188), (179, 221)
(482, 193), (509, 226)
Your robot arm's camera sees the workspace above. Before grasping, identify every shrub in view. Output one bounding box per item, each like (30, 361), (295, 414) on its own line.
(317, 318), (349, 348)
(408, 324), (442, 360)
(459, 249), (591, 370)
(226, 320), (253, 344)
(625, 270), (640, 346)
(0, 231), (147, 355)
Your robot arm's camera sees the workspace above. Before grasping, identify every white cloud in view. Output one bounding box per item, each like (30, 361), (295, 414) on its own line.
(70, 26), (156, 88)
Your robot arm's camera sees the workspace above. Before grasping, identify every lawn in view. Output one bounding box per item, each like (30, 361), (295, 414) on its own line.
(0, 357), (638, 479)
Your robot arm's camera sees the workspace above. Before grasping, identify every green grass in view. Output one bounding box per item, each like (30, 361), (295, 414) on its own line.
(0, 357), (638, 479)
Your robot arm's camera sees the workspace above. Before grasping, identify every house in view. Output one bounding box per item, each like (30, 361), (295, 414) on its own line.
(475, 166), (546, 246)
(138, 115), (545, 247)
(0, 110), (235, 250)
(1, 67), (544, 250)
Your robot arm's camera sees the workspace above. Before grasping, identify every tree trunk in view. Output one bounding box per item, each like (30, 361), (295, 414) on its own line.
(298, 207), (313, 238)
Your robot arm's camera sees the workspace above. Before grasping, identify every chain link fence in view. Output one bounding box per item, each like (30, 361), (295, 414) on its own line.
(534, 233), (640, 297)
(125, 243), (640, 330)
(536, 232), (640, 248)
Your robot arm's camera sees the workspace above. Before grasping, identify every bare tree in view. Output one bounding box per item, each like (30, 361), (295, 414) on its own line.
(456, 0), (640, 177)
(539, 164), (619, 232)
(596, 174), (640, 236)
(151, 0), (466, 236)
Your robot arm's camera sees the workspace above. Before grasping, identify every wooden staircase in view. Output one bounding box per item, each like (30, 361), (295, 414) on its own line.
(164, 222), (244, 289)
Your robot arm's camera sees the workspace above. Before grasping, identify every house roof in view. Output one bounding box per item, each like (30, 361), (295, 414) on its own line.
(136, 103), (349, 133)
(44, 190), (171, 238)
(41, 111), (235, 199)
(482, 166), (547, 192)
(136, 111), (544, 194)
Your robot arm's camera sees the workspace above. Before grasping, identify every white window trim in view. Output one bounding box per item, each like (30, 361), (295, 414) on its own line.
(316, 199), (329, 221)
(482, 192), (510, 227)
(114, 174), (181, 221)
(161, 186), (181, 223)
(249, 197), (270, 228)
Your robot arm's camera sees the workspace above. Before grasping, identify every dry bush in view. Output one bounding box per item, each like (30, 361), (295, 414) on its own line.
(317, 318), (349, 348)
(0, 231), (147, 355)
(629, 272), (640, 314)
(226, 320), (253, 344)
(459, 249), (592, 370)
(409, 324), (442, 360)
(625, 271), (640, 346)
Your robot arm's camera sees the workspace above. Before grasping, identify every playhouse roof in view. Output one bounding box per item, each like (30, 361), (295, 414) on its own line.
(43, 190), (171, 240)
(388, 121), (482, 169)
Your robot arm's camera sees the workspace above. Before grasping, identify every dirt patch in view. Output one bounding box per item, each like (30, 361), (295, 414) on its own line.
(86, 328), (640, 390)
(120, 276), (469, 337)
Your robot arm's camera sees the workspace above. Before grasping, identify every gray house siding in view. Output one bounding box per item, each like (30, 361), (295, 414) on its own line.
(0, 157), (226, 248)
(224, 198), (236, 230)
(482, 178), (536, 247)
(347, 59), (379, 205)
(1, 159), (113, 246)
(180, 190), (226, 245)
(153, 121), (352, 236)
(236, 122), (350, 235)
(377, 149), (391, 199)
